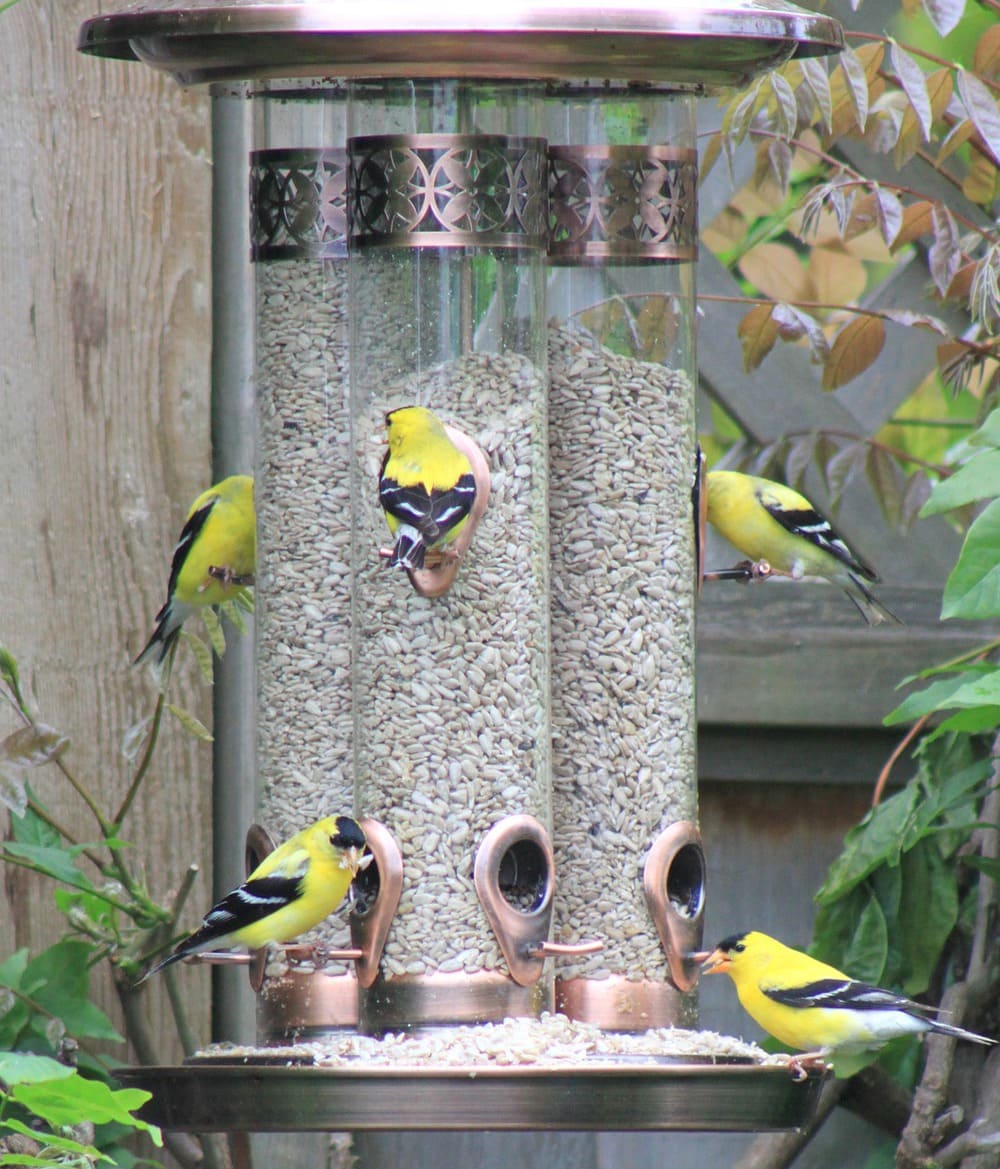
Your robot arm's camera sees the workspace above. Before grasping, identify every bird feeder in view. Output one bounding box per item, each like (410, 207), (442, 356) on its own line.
(78, 0), (843, 1141)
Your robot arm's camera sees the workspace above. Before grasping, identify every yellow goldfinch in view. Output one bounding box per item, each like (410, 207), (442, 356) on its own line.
(143, 815), (368, 979)
(705, 470), (899, 626)
(136, 475), (256, 665)
(702, 931), (995, 1077)
(378, 406), (477, 571)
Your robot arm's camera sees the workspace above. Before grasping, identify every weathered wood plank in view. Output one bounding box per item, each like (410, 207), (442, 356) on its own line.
(696, 582), (986, 727)
(0, 0), (214, 1064)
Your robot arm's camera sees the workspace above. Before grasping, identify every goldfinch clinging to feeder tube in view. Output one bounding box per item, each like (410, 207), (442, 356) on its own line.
(705, 470), (899, 626)
(378, 406), (477, 571)
(135, 474), (256, 665)
(141, 815), (369, 980)
(700, 930), (995, 1077)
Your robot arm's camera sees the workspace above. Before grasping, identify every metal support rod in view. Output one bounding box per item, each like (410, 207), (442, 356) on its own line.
(210, 87), (257, 1047)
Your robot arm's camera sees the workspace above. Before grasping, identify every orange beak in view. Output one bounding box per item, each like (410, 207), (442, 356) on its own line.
(699, 947), (732, 975)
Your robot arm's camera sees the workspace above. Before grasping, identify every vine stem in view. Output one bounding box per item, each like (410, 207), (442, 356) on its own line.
(23, 796), (106, 872)
(112, 639), (176, 832)
(743, 128), (1000, 247)
(847, 29), (1000, 96)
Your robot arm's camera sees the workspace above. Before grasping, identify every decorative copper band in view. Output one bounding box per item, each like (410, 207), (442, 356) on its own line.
(250, 147), (348, 261)
(548, 145), (698, 263)
(348, 133), (548, 250)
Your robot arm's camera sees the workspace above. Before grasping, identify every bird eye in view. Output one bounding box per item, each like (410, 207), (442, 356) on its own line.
(734, 941), (745, 953)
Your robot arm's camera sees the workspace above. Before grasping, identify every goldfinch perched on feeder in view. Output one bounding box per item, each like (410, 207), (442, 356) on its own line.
(136, 474), (256, 665)
(142, 815), (368, 980)
(705, 470), (899, 626)
(701, 931), (995, 1077)
(378, 406), (477, 571)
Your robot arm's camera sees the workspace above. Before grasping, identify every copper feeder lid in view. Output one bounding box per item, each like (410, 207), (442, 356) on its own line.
(77, 0), (843, 88)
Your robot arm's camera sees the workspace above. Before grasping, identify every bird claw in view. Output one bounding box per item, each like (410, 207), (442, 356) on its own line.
(207, 564), (255, 588)
(785, 1053), (828, 1080)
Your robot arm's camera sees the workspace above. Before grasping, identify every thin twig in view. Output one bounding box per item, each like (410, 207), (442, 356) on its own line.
(113, 640), (176, 831)
(873, 715), (930, 807)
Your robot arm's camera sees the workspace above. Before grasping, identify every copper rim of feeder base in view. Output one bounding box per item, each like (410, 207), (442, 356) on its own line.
(257, 968), (359, 1041)
(556, 977), (695, 1031)
(359, 970), (552, 1034)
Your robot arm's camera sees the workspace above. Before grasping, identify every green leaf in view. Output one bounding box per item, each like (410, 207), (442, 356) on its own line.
(883, 669), (999, 725)
(923, 705), (1000, 744)
(23, 941), (123, 1043)
(166, 703), (214, 743)
(942, 497), (1000, 619)
(0, 842), (95, 892)
(11, 1077), (162, 1146)
(962, 855), (1000, 881)
(0, 1052), (74, 1086)
(199, 607), (226, 657)
(815, 784), (920, 904)
(10, 799), (61, 849)
(968, 408), (1000, 449)
(182, 628), (215, 685)
(0, 644), (26, 713)
(1, 1119), (113, 1165)
(897, 839), (958, 995)
(841, 892), (889, 983)
(920, 450), (1000, 516)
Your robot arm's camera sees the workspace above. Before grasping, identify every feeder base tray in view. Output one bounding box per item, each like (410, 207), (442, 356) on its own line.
(117, 1057), (826, 1132)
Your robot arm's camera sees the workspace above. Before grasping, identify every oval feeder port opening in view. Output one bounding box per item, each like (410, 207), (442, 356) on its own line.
(474, 815), (556, 987)
(643, 822), (706, 994)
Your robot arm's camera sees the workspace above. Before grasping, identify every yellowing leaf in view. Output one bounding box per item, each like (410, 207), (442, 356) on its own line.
(963, 153), (1000, 206)
(737, 303), (780, 372)
(822, 315), (886, 390)
(973, 24), (1000, 82)
(810, 245), (868, 306)
(738, 241), (811, 303)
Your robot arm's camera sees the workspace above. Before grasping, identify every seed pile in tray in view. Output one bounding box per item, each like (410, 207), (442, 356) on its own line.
(196, 1012), (776, 1068)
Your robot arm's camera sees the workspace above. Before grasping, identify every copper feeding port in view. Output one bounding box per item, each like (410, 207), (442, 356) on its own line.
(349, 817), (404, 989)
(474, 815), (583, 987)
(642, 821), (706, 993)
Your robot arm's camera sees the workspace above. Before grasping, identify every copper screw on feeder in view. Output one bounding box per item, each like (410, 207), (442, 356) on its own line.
(379, 423), (492, 599)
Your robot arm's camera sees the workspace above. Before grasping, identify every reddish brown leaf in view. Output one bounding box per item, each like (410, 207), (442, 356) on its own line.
(737, 303), (780, 372)
(891, 200), (936, 251)
(865, 445), (903, 527)
(945, 262), (978, 301)
(973, 24), (1000, 82)
(822, 315), (886, 390)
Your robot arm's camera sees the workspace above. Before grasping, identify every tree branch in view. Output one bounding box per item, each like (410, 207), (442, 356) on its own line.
(732, 1079), (847, 1169)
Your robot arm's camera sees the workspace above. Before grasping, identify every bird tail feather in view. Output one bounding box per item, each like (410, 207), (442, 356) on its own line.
(927, 1018), (996, 1045)
(844, 573), (903, 627)
(389, 528), (426, 570)
(134, 602), (185, 666)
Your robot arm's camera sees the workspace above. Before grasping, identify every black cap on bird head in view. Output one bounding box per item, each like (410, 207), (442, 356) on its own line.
(715, 932), (749, 954)
(330, 816), (366, 851)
